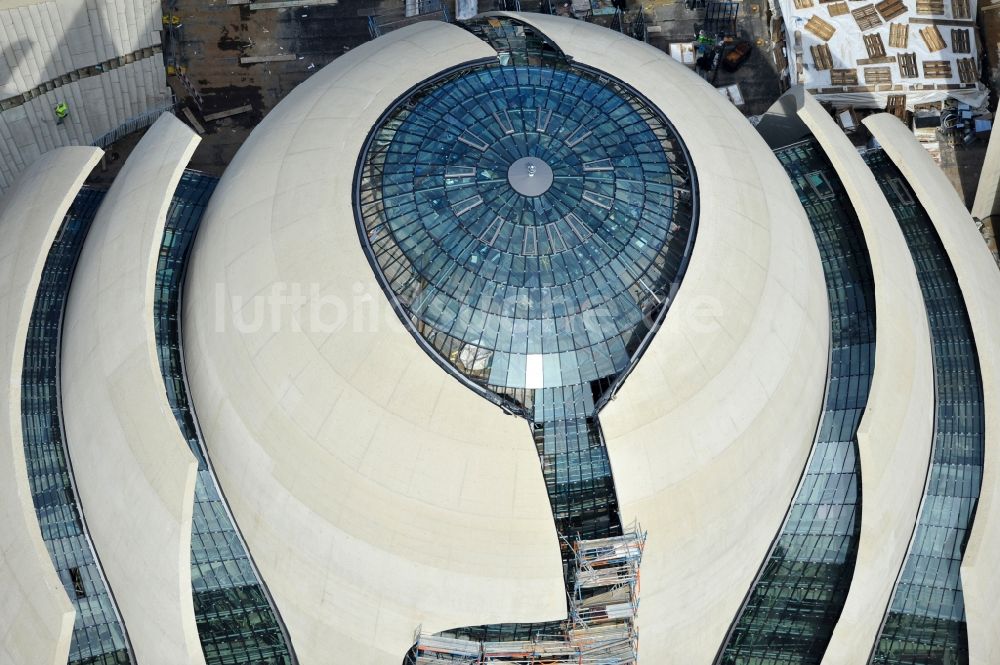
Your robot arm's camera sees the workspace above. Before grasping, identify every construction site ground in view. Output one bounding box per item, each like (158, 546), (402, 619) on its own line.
(163, 0), (373, 173)
(642, 0), (784, 116)
(90, 0), (992, 217)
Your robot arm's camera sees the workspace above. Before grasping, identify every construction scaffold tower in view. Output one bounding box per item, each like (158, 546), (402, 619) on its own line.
(406, 522), (647, 664)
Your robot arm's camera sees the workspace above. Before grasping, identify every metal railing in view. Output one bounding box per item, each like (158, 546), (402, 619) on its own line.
(90, 101), (177, 149)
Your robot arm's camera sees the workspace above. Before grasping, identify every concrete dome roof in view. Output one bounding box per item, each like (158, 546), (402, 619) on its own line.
(182, 14), (828, 664)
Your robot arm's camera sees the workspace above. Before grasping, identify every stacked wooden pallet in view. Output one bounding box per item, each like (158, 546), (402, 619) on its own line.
(957, 57), (978, 83)
(898, 52), (919, 77)
(919, 25), (947, 51)
(916, 0), (945, 13)
(888, 22), (909, 47)
(811, 43), (834, 69)
(831, 69), (859, 85)
(951, 29), (971, 53)
(852, 4), (883, 29)
(864, 33), (887, 58)
(886, 94), (908, 119)
(805, 14), (837, 39)
(875, 0), (907, 19)
(864, 66), (893, 83)
(923, 60), (952, 78)
(952, 0), (970, 18)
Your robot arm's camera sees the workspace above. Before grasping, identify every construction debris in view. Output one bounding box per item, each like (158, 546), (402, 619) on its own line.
(181, 106), (205, 134)
(203, 105), (253, 122)
(239, 54), (297, 64)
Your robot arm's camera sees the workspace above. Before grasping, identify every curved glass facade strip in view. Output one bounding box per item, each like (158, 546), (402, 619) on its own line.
(21, 186), (135, 665)
(154, 171), (295, 664)
(718, 139), (875, 665)
(864, 149), (984, 665)
(463, 15), (568, 66)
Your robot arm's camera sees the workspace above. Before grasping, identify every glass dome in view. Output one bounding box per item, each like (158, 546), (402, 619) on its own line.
(356, 57), (697, 410)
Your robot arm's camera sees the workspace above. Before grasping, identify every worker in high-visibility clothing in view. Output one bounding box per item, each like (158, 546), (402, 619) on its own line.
(54, 102), (69, 124)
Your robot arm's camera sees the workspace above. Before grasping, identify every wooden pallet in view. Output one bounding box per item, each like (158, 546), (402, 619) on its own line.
(864, 66), (893, 83)
(775, 41), (789, 72)
(831, 68), (859, 85)
(951, 28), (970, 53)
(811, 43), (834, 69)
(852, 4), (883, 29)
(888, 22), (909, 47)
(875, 0), (907, 20)
(952, 0), (970, 18)
(919, 25), (947, 51)
(886, 94), (908, 118)
(794, 0), (814, 8)
(957, 57), (978, 83)
(858, 55), (897, 64)
(827, 1), (849, 15)
(805, 14), (837, 40)
(910, 17), (975, 25)
(864, 33), (887, 58)
(898, 52), (919, 77)
(916, 0), (944, 13)
(923, 60), (952, 78)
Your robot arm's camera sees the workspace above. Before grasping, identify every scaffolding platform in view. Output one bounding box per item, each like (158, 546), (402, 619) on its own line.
(408, 524), (646, 665)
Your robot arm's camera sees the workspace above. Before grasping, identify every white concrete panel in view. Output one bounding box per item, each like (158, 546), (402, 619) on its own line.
(495, 13), (830, 664)
(787, 90), (936, 665)
(865, 113), (1000, 665)
(0, 56), (172, 194)
(61, 115), (206, 665)
(0, 0), (168, 193)
(0, 146), (100, 665)
(182, 21), (565, 665)
(972, 120), (1000, 223)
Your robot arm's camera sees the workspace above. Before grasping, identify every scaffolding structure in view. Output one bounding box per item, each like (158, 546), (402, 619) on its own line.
(407, 523), (646, 665)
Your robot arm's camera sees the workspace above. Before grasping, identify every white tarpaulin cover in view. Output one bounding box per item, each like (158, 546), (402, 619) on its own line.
(779, 0), (988, 108)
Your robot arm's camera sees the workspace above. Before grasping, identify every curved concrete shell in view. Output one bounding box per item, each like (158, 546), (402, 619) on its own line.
(182, 22), (564, 665)
(972, 114), (1000, 225)
(865, 113), (1000, 665)
(0, 145), (100, 665)
(496, 14), (830, 663)
(60, 114), (205, 665)
(789, 91), (935, 665)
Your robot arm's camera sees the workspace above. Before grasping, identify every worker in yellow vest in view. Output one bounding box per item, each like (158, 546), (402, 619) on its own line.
(54, 102), (69, 124)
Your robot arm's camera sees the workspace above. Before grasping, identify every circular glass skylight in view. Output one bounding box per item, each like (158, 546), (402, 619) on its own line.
(356, 61), (696, 401)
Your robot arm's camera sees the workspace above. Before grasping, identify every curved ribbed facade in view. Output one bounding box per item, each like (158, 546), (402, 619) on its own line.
(718, 137), (875, 664)
(865, 149), (984, 665)
(154, 171), (294, 664)
(21, 185), (133, 665)
(2, 12), (999, 665)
